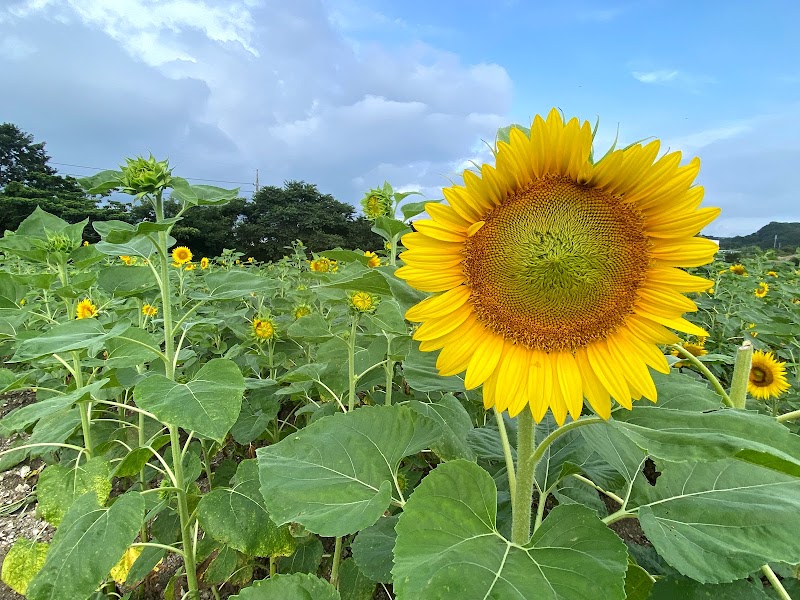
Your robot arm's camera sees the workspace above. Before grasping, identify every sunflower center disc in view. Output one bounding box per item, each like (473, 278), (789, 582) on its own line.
(463, 176), (650, 353)
(750, 367), (772, 386)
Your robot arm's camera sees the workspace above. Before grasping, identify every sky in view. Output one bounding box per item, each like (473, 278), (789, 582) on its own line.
(1, 0), (799, 237)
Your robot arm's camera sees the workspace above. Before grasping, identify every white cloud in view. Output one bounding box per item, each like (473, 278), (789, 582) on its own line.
(666, 122), (754, 152)
(632, 69), (680, 84)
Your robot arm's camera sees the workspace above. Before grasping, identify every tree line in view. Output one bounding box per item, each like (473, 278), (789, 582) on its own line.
(0, 123), (382, 261)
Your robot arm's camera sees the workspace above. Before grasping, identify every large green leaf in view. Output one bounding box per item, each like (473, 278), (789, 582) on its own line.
(97, 266), (158, 297)
(351, 515), (397, 583)
(631, 459), (800, 583)
(339, 559), (375, 600)
(257, 405), (441, 537)
(197, 460), (295, 557)
(36, 456), (112, 526)
(0, 538), (49, 595)
(191, 270), (279, 300)
(372, 216), (411, 240)
(394, 460), (628, 600)
(649, 577), (771, 599)
(0, 379), (108, 433)
(27, 492), (144, 600)
(230, 573), (340, 599)
(277, 536), (324, 575)
(319, 269), (392, 295)
(170, 177), (239, 206)
(93, 218), (180, 243)
(11, 319), (128, 361)
(408, 394), (475, 461)
(104, 326), (162, 368)
(133, 358), (244, 442)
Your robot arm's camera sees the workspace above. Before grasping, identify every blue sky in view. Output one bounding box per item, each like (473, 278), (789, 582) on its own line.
(1, 0), (799, 237)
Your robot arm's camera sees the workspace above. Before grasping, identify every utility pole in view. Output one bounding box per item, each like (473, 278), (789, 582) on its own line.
(774, 234), (778, 249)
(254, 169), (260, 194)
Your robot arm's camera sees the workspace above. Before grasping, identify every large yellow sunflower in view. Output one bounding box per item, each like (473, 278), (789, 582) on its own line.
(748, 350), (791, 400)
(396, 109), (720, 424)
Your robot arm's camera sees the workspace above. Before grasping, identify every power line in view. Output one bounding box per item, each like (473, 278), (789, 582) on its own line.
(51, 161), (255, 186)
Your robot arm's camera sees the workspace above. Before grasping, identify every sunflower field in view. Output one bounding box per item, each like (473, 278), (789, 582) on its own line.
(0, 111), (799, 600)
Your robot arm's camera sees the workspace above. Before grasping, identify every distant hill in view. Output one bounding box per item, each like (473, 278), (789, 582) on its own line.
(715, 221), (800, 252)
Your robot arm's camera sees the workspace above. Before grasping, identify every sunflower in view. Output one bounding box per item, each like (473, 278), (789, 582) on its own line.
(670, 337), (707, 367)
(309, 257), (337, 273)
(364, 251), (381, 268)
(396, 109), (719, 423)
(142, 304), (158, 317)
(83, 241), (89, 246)
(200, 257), (209, 269)
(76, 299), (98, 320)
(293, 304), (312, 319)
(252, 317), (277, 341)
(361, 188), (393, 220)
(766, 271), (778, 277)
(730, 264), (747, 275)
(184, 263), (196, 271)
(748, 350), (791, 400)
(172, 246), (193, 265)
(754, 282), (769, 298)
(119, 255), (134, 266)
(349, 291), (379, 313)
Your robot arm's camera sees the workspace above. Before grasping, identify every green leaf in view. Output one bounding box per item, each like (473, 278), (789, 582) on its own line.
(27, 492), (145, 600)
(371, 216), (411, 240)
(0, 379), (108, 433)
(198, 460), (295, 557)
(170, 177), (239, 206)
(191, 270), (279, 300)
(319, 269), (392, 295)
(230, 573), (340, 600)
(623, 563), (654, 600)
(0, 538), (49, 595)
(632, 459), (800, 583)
(287, 313), (332, 342)
(496, 123), (530, 145)
(277, 536), (324, 575)
(97, 266), (158, 297)
(339, 559), (375, 600)
(133, 358), (245, 442)
(93, 218), (180, 243)
(408, 394), (475, 461)
(351, 515), (397, 583)
(365, 299), (407, 334)
(94, 236), (159, 258)
(79, 169), (122, 194)
(231, 390), (280, 445)
(400, 199), (441, 221)
(320, 249), (373, 265)
(402, 342), (465, 393)
(649, 577), (771, 599)
(104, 326), (162, 368)
(36, 456), (112, 526)
(257, 405), (441, 537)
(394, 460), (628, 600)
(11, 319), (128, 362)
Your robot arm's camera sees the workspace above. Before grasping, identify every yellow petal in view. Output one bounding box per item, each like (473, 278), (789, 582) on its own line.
(465, 333), (505, 389)
(557, 351), (585, 420)
(405, 286), (471, 321)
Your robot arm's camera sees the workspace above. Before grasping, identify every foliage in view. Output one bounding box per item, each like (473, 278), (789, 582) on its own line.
(718, 220), (800, 253)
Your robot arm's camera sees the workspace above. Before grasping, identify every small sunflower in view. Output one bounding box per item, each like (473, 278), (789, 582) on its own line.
(200, 257), (209, 269)
(364, 251), (381, 268)
(184, 263), (196, 271)
(252, 317), (277, 341)
(248, 257), (255, 264)
(766, 271), (778, 277)
(708, 287), (715, 295)
(172, 246), (193, 265)
(754, 282), (769, 298)
(83, 241), (89, 246)
(293, 304), (312, 319)
(748, 350), (791, 400)
(309, 257), (337, 273)
(142, 304), (158, 317)
(361, 188), (393, 220)
(76, 298), (98, 320)
(747, 323), (759, 338)
(349, 291), (379, 313)
(119, 255), (134, 266)
(396, 109), (720, 423)
(730, 264), (747, 276)
(670, 337), (707, 367)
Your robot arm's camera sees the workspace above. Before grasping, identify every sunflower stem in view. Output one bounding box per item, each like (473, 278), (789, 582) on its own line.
(777, 409), (800, 423)
(670, 344), (734, 408)
(347, 314), (359, 411)
(493, 408), (516, 501)
(762, 564), (793, 600)
(330, 536), (343, 588)
(511, 409), (536, 545)
(729, 341), (753, 410)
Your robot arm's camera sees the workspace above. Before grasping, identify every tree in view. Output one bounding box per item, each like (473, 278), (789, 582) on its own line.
(235, 181), (383, 262)
(0, 123), (56, 188)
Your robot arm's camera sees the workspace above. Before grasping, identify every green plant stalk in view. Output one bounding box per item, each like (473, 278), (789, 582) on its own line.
(493, 408), (516, 501)
(154, 192), (199, 599)
(384, 335), (394, 406)
(330, 536), (344, 588)
(729, 341), (754, 410)
(511, 409), (536, 545)
(388, 234), (398, 266)
(347, 314), (359, 411)
(670, 344), (734, 408)
(777, 409), (800, 423)
(762, 564), (793, 600)
(71, 352), (92, 457)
